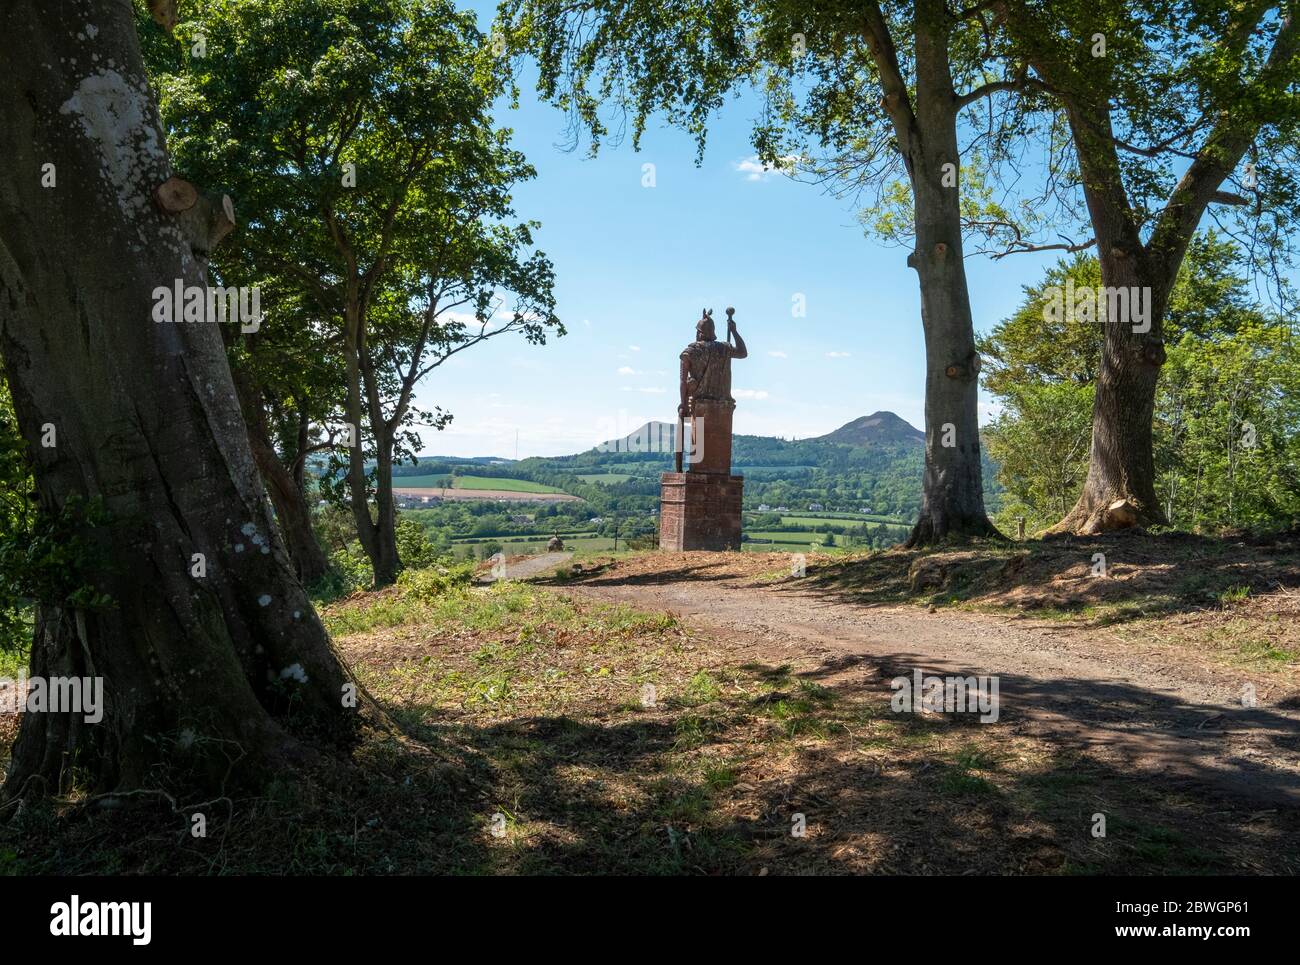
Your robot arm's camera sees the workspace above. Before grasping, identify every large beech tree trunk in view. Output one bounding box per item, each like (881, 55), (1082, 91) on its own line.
(890, 0), (1001, 546)
(1044, 107), (1172, 534)
(1048, 238), (1169, 534)
(0, 2), (356, 797)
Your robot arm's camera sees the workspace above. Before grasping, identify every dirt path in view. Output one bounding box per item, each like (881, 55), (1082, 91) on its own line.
(483, 551), (573, 583)
(562, 569), (1300, 806)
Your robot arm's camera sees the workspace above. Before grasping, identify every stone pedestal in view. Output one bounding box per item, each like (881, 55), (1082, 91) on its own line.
(659, 471), (743, 551)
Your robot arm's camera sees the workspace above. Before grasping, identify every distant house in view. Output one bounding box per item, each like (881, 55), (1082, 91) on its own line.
(757, 504), (771, 512)
(589, 516), (605, 525)
(808, 503), (824, 512)
(860, 507), (873, 514)
(774, 506), (788, 512)
(509, 514), (533, 524)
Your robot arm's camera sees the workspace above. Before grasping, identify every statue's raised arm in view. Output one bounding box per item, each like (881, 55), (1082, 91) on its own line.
(725, 307), (747, 359)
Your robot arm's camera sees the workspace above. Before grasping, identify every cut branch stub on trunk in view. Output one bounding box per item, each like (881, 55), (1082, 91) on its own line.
(152, 176), (198, 213)
(148, 0), (178, 34)
(945, 352), (981, 380)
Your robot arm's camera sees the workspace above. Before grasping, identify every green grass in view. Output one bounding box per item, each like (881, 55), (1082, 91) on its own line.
(391, 473), (452, 488)
(392, 474), (564, 493)
(452, 475), (564, 493)
(453, 531), (593, 544)
(9, 572), (1296, 876)
(778, 514), (908, 527)
(746, 531), (825, 544)
(576, 473), (634, 484)
(452, 536), (618, 556)
(1218, 584), (1251, 605)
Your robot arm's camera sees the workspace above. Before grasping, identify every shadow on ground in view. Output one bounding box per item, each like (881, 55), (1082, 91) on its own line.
(799, 529), (1300, 622)
(5, 652), (1297, 875)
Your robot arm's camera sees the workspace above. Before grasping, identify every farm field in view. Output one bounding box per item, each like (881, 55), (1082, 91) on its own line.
(452, 531), (595, 545)
(393, 473), (564, 493)
(451, 475), (565, 493)
(390, 473), (451, 488)
(776, 513), (908, 527)
(742, 541), (846, 554)
(744, 531), (831, 547)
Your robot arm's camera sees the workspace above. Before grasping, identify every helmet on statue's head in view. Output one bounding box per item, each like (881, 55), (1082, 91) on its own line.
(696, 308), (716, 342)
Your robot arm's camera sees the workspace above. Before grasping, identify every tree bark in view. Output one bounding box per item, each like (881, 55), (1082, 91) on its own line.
(340, 311), (402, 587)
(371, 432), (401, 587)
(232, 367), (331, 585)
(1002, 1), (1299, 535)
(873, 0), (1001, 545)
(0, 2), (356, 798)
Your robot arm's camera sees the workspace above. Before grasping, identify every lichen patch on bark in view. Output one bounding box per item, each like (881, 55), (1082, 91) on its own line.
(58, 69), (161, 227)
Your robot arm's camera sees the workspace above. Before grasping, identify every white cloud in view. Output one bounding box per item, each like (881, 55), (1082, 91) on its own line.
(767, 350), (788, 359)
(733, 389), (770, 400)
(628, 345), (641, 352)
(825, 351), (851, 358)
(734, 154), (800, 182)
(617, 365), (638, 375)
(621, 386), (666, 394)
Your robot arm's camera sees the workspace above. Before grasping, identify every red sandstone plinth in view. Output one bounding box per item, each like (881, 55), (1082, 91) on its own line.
(659, 471), (743, 551)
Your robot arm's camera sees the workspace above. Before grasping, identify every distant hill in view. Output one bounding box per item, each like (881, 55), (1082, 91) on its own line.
(595, 421), (678, 455)
(816, 411), (925, 447)
(593, 410), (923, 459)
(392, 410), (998, 521)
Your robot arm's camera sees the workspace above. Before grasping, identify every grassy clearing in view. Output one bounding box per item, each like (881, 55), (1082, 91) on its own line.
(4, 569), (1295, 875)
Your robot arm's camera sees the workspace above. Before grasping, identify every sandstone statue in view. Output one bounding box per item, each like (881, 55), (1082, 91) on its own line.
(676, 307), (747, 473)
(661, 307), (747, 550)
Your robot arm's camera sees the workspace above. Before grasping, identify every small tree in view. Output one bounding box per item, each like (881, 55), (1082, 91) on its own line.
(156, 0), (561, 586)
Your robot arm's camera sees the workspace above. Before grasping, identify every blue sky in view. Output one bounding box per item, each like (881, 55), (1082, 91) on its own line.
(415, 10), (1063, 459)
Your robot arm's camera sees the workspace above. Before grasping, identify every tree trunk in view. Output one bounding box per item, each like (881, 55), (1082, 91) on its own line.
(1046, 249), (1168, 534)
(342, 321), (401, 587)
(340, 325), (402, 586)
(903, 1), (1001, 546)
(371, 436), (400, 587)
(1044, 106), (1169, 534)
(232, 367), (331, 585)
(0, 3), (356, 798)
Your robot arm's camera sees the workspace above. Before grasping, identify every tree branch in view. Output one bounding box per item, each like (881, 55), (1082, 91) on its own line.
(955, 62), (1028, 110)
